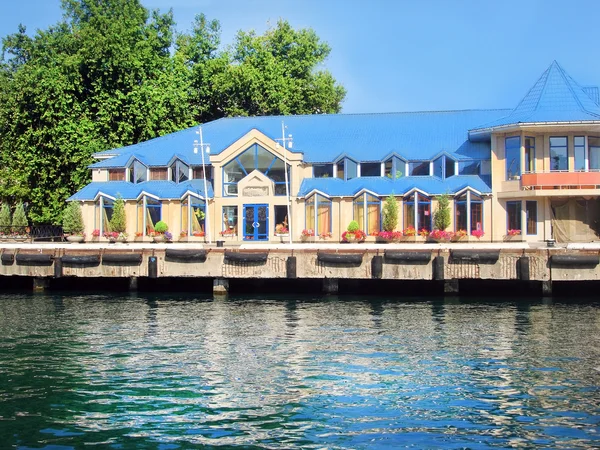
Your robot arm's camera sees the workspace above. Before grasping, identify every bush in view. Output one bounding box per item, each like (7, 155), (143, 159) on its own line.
(154, 220), (168, 233)
(433, 194), (451, 231)
(382, 194), (398, 232)
(0, 204), (11, 230)
(109, 196), (127, 233)
(12, 202), (28, 229)
(62, 202), (84, 234)
(347, 220), (360, 232)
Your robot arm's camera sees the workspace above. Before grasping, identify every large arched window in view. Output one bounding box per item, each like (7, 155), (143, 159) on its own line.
(94, 196), (114, 235)
(181, 195), (205, 236)
(455, 192), (483, 234)
(305, 194), (331, 235)
(137, 196), (161, 235)
(353, 193), (381, 235)
(404, 192), (431, 232)
(223, 144), (290, 196)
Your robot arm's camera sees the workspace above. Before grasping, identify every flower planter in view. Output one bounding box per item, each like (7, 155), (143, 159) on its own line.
(504, 235), (523, 242)
(400, 235), (426, 243)
(66, 235), (84, 243)
(152, 234), (166, 243)
(343, 235), (365, 244)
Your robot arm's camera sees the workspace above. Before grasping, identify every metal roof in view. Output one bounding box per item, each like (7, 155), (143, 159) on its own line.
(67, 180), (214, 201)
(298, 175), (491, 198)
(470, 61), (600, 133)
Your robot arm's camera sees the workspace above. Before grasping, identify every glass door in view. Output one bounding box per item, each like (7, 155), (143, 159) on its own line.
(243, 204), (269, 241)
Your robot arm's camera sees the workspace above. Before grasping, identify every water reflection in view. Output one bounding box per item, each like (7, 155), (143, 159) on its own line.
(0, 295), (598, 448)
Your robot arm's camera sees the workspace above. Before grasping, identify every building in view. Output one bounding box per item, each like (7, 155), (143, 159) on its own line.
(69, 61), (600, 243)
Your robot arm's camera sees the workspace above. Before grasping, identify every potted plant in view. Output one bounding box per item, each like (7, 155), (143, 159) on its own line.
(471, 229), (485, 240)
(275, 223), (289, 237)
(342, 220), (366, 243)
(318, 231), (332, 241)
(376, 230), (403, 243)
(0, 204), (11, 240)
(63, 202), (85, 243)
(91, 229), (100, 242)
(452, 229), (468, 242)
(109, 196), (127, 242)
(134, 231), (143, 241)
(428, 229), (453, 243)
(220, 228), (237, 238)
(152, 221), (169, 242)
(300, 228), (315, 242)
(505, 229), (522, 241)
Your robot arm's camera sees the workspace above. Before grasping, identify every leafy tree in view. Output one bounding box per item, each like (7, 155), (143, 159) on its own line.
(382, 194), (399, 231)
(0, 204), (11, 230)
(109, 196), (126, 233)
(62, 201), (84, 234)
(12, 202), (28, 228)
(434, 194), (451, 231)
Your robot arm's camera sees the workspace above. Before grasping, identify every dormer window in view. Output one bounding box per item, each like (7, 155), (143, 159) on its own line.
(409, 161), (430, 176)
(313, 164), (333, 178)
(170, 160), (189, 183)
(336, 158), (357, 180)
(433, 155), (455, 179)
(360, 163), (380, 177)
(384, 156), (405, 179)
(129, 160), (147, 184)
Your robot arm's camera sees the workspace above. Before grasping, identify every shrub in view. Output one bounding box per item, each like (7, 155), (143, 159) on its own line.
(433, 194), (451, 231)
(382, 194), (398, 232)
(109, 196), (127, 233)
(347, 220), (360, 233)
(12, 202), (28, 233)
(0, 204), (11, 231)
(62, 202), (84, 234)
(154, 220), (168, 234)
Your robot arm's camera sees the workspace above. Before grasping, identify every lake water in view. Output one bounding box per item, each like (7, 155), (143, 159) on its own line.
(0, 293), (599, 449)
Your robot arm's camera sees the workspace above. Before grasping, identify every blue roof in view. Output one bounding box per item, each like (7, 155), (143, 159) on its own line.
(471, 61), (600, 133)
(92, 109), (509, 166)
(298, 175), (491, 197)
(67, 180), (213, 201)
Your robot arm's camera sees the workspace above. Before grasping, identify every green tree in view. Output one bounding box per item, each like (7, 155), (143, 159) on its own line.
(382, 194), (399, 232)
(12, 202), (28, 229)
(62, 201), (84, 234)
(0, 204), (11, 231)
(434, 194), (451, 231)
(109, 196), (127, 233)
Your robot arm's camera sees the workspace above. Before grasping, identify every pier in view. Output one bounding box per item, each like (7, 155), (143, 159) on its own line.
(1, 241), (599, 296)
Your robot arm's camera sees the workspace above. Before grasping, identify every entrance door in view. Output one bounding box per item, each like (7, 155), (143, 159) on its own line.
(243, 204), (269, 241)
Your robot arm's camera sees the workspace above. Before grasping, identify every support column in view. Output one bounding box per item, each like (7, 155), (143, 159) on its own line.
(542, 280), (552, 296)
(213, 278), (229, 295)
(323, 278), (339, 294)
(444, 279), (459, 295)
(129, 276), (138, 291)
(33, 277), (49, 292)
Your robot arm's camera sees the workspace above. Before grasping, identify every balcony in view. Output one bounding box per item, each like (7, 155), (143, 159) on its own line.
(521, 171), (600, 190)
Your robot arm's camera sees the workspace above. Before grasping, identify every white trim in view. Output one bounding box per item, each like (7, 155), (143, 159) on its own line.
(353, 188), (380, 198)
(93, 192), (117, 202)
(135, 191), (160, 201)
(180, 190), (207, 201)
(301, 189), (331, 199)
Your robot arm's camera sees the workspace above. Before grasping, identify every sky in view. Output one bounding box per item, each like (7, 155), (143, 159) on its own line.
(1, 0), (600, 115)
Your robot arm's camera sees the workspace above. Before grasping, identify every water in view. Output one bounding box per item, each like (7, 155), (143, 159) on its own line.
(0, 294), (599, 449)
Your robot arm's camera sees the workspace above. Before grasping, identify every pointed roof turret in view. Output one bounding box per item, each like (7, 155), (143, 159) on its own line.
(470, 61), (600, 135)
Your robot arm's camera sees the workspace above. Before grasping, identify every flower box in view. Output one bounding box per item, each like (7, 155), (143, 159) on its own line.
(504, 235), (523, 242)
(400, 235), (426, 243)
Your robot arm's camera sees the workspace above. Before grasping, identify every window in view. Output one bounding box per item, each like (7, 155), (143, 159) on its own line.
(108, 169), (125, 181)
(575, 137), (586, 171)
(170, 160), (189, 183)
(336, 158), (358, 180)
(137, 197), (161, 235)
(313, 164), (333, 178)
(409, 161), (430, 176)
(222, 144), (289, 196)
(433, 156), (455, 179)
(193, 166), (212, 181)
(524, 137), (535, 173)
(222, 206), (238, 234)
(404, 193), (431, 231)
(526, 201), (537, 235)
(305, 194), (331, 235)
(95, 197), (114, 235)
(150, 168), (168, 180)
(182, 196), (205, 236)
(274, 206), (289, 234)
(589, 137), (600, 171)
(455, 192), (483, 234)
(384, 156), (405, 179)
(505, 136), (521, 180)
(360, 162), (380, 177)
(353, 194), (381, 235)
(506, 201), (521, 233)
(131, 160), (147, 184)
(458, 160), (482, 175)
(550, 137), (568, 171)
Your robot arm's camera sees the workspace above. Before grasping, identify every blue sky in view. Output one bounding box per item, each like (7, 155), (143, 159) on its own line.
(2, 0), (600, 114)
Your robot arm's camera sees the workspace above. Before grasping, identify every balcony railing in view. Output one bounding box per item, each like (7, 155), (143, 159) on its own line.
(521, 171), (600, 190)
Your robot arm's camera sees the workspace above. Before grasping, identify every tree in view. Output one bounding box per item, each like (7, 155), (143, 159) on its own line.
(62, 201), (84, 234)
(0, 204), (11, 231)
(382, 194), (399, 231)
(12, 202), (28, 229)
(109, 196), (126, 233)
(434, 194), (451, 231)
